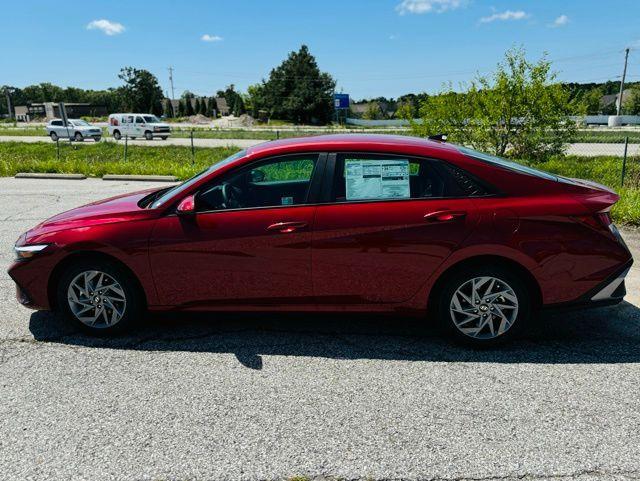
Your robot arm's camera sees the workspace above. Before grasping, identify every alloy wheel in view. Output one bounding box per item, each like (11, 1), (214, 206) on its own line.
(67, 270), (127, 328)
(449, 276), (519, 339)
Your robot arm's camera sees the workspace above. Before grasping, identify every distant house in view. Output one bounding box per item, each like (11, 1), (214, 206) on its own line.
(14, 102), (107, 121)
(215, 97), (230, 116)
(600, 88), (635, 113)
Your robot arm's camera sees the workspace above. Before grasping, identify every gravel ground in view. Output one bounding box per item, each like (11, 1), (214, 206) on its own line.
(1, 178), (639, 481)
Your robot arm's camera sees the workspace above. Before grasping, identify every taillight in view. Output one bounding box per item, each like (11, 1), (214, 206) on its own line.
(596, 211), (612, 227)
(575, 211), (612, 230)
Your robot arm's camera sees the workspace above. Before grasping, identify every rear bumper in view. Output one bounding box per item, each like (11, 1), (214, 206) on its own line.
(543, 259), (632, 312)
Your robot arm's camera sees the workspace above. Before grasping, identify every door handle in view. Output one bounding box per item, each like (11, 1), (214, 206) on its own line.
(266, 221), (308, 233)
(423, 210), (467, 223)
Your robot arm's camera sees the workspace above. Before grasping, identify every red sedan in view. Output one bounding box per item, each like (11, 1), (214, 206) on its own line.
(8, 135), (633, 345)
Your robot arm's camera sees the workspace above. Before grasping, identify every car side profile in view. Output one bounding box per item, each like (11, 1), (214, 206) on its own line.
(46, 118), (102, 142)
(107, 113), (171, 141)
(8, 135), (633, 345)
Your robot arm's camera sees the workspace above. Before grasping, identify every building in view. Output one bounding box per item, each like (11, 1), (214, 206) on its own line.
(14, 102), (107, 121)
(600, 88), (635, 113)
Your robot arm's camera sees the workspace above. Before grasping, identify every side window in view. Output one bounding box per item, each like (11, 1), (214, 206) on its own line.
(195, 154), (318, 211)
(51, 120), (62, 126)
(126, 116), (134, 124)
(136, 116), (145, 124)
(332, 154), (445, 202)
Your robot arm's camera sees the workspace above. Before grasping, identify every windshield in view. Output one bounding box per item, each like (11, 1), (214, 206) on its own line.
(457, 146), (558, 181)
(143, 115), (161, 123)
(70, 119), (90, 126)
(150, 149), (247, 208)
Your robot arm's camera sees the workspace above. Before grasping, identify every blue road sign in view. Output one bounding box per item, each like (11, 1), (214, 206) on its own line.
(334, 93), (350, 110)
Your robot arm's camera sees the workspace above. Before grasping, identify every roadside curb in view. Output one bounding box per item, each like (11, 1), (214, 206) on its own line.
(102, 174), (178, 182)
(15, 172), (86, 180)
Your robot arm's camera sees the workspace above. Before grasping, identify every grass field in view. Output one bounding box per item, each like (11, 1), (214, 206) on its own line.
(0, 141), (638, 224)
(0, 141), (240, 179)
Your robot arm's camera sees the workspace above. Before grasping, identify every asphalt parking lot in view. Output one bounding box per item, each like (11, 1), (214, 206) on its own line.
(1, 178), (639, 481)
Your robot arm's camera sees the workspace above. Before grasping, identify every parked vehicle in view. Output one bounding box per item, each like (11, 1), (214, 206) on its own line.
(8, 135), (632, 346)
(107, 114), (171, 140)
(46, 119), (102, 142)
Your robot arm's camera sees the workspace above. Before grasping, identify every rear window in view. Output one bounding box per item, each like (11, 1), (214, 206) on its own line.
(457, 146), (558, 181)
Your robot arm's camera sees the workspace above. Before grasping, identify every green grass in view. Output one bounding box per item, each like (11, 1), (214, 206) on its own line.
(0, 141), (240, 179)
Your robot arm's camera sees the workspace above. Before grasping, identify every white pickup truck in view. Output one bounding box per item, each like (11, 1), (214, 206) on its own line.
(46, 119), (102, 142)
(107, 114), (171, 140)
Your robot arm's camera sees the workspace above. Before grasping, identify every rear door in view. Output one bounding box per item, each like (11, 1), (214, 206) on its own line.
(312, 152), (480, 305)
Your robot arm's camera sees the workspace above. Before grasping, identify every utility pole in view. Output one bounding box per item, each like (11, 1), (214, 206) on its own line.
(3, 87), (13, 120)
(168, 66), (176, 117)
(617, 48), (630, 116)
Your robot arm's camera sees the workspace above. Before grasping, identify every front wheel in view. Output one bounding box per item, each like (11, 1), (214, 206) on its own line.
(94, 137), (102, 142)
(160, 136), (168, 140)
(74, 132), (84, 142)
(437, 265), (530, 347)
(144, 131), (153, 140)
(56, 260), (143, 335)
(112, 130), (121, 140)
(50, 132), (59, 141)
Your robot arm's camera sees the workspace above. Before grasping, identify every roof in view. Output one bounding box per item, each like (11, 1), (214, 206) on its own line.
(245, 134), (460, 159)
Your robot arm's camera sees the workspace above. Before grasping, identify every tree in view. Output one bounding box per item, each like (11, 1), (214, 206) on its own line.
(194, 97), (202, 116)
(163, 99), (174, 118)
(199, 97), (208, 115)
(249, 45), (335, 124)
(580, 88), (603, 115)
(363, 102), (384, 120)
(407, 47), (575, 162)
(178, 99), (186, 117)
(117, 67), (164, 115)
(185, 98), (194, 116)
(217, 85), (245, 116)
(623, 89), (640, 115)
(208, 96), (217, 117)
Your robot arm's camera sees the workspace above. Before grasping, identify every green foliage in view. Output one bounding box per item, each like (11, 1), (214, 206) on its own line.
(0, 142), (240, 179)
(408, 47), (576, 162)
(163, 99), (174, 118)
(249, 45), (335, 124)
(623, 88), (640, 115)
(217, 85), (245, 116)
(362, 103), (384, 120)
(199, 97), (208, 115)
(117, 67), (164, 115)
(178, 99), (186, 117)
(185, 98), (194, 116)
(194, 98), (202, 116)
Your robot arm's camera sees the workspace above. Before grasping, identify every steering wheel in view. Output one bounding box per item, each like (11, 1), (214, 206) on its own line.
(220, 182), (242, 209)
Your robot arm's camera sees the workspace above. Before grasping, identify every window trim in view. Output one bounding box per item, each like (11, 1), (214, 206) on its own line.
(183, 152), (328, 215)
(321, 151), (498, 206)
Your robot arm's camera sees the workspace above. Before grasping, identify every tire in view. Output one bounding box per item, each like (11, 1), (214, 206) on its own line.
(144, 131), (153, 140)
(74, 132), (84, 142)
(94, 137), (102, 142)
(160, 136), (168, 140)
(130, 137), (136, 140)
(50, 132), (58, 141)
(113, 130), (121, 140)
(436, 265), (530, 347)
(56, 259), (143, 335)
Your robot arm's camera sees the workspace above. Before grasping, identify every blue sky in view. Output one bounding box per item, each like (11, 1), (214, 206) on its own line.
(3, 0), (640, 100)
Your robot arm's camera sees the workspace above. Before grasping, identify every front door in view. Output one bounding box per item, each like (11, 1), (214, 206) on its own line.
(148, 153), (323, 309)
(312, 153), (479, 305)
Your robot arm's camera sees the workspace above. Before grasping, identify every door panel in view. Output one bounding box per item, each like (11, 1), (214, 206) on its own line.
(149, 206), (316, 308)
(312, 198), (478, 304)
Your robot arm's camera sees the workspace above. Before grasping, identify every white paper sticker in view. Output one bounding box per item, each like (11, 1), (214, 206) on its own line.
(345, 159), (410, 200)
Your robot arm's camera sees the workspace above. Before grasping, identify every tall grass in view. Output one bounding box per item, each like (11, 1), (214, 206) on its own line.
(0, 141), (240, 179)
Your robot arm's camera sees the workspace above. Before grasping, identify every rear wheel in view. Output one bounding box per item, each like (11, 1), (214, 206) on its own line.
(56, 260), (143, 335)
(112, 130), (121, 140)
(144, 131), (153, 140)
(437, 265), (530, 347)
(50, 131), (58, 141)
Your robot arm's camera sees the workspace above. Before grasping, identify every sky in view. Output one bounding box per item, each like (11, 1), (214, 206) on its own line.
(3, 0), (640, 100)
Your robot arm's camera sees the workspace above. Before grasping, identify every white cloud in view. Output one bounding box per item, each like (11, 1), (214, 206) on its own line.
(396, 0), (464, 15)
(86, 19), (125, 36)
(201, 34), (223, 42)
(479, 10), (529, 23)
(550, 14), (569, 27)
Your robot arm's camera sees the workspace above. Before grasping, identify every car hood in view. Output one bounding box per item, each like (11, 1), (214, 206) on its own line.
(25, 187), (163, 240)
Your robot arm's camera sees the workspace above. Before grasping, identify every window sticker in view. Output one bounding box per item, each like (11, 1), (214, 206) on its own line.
(345, 159), (410, 200)
(281, 196), (294, 205)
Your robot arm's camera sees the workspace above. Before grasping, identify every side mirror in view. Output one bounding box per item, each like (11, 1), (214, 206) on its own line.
(176, 195), (196, 215)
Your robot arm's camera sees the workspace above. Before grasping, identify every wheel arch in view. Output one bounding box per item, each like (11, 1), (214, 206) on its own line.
(426, 254), (543, 315)
(47, 251), (147, 311)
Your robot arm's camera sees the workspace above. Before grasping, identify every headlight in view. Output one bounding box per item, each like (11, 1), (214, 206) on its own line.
(14, 244), (49, 260)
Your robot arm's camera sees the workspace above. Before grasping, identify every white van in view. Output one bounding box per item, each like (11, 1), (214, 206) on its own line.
(107, 114), (171, 140)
